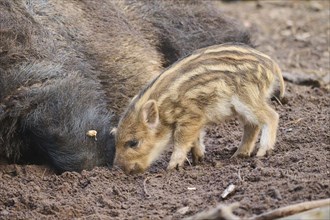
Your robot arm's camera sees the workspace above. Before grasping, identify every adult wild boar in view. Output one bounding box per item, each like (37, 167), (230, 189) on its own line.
(0, 0), (115, 172)
(0, 0), (251, 172)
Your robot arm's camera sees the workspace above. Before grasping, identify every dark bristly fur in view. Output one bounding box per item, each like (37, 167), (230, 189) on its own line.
(0, 1), (115, 172)
(0, 0), (251, 172)
(118, 0), (252, 67)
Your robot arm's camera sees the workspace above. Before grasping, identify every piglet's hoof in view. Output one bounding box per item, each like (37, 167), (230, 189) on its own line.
(167, 162), (184, 171)
(256, 148), (272, 157)
(231, 149), (251, 159)
(192, 155), (204, 165)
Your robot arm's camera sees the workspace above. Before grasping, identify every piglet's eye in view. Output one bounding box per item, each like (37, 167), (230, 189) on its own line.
(125, 140), (139, 148)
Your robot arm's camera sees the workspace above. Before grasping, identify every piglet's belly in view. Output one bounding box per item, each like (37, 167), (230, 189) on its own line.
(205, 100), (235, 123)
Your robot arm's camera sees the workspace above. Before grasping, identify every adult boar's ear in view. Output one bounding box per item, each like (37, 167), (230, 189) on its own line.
(142, 100), (159, 129)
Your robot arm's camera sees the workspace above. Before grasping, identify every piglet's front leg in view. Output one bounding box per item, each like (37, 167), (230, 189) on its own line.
(191, 130), (206, 165)
(167, 123), (203, 170)
(167, 144), (191, 170)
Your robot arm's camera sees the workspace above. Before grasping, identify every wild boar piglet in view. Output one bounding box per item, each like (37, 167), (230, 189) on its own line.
(113, 43), (285, 174)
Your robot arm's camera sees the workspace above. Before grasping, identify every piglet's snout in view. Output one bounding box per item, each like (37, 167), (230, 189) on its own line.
(118, 161), (143, 175)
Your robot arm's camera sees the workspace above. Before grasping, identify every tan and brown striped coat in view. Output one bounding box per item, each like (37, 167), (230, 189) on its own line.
(113, 43), (285, 174)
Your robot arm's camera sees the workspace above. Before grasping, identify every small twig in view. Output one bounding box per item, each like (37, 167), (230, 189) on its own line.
(142, 174), (163, 198)
(220, 203), (241, 220)
(185, 198), (330, 220)
(143, 176), (151, 198)
(41, 168), (47, 180)
(187, 187), (196, 191)
(273, 95), (283, 106)
(249, 198), (330, 220)
(186, 157), (192, 166)
(184, 202), (241, 220)
(237, 169), (243, 182)
(284, 118), (304, 126)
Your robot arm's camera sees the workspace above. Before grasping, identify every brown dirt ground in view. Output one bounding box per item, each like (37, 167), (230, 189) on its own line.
(0, 1), (329, 219)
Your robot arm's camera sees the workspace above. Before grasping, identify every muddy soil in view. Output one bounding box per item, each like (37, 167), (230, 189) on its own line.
(0, 1), (329, 219)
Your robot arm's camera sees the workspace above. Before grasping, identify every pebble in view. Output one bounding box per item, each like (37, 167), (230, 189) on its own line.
(310, 1), (323, 12)
(212, 161), (223, 168)
(176, 206), (189, 215)
(1, 210), (9, 215)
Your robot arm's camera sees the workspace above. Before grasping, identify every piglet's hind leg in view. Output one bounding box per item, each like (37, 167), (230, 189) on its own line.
(232, 123), (260, 158)
(232, 97), (278, 157)
(256, 105), (279, 157)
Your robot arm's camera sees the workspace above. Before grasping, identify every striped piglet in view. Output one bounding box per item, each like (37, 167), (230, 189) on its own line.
(113, 43), (285, 174)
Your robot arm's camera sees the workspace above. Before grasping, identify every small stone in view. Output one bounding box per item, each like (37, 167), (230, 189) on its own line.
(34, 185), (41, 192)
(268, 187), (282, 200)
(250, 159), (263, 169)
(221, 184), (236, 199)
(212, 161), (223, 168)
(310, 1), (323, 11)
(1, 210), (9, 215)
(177, 206), (189, 215)
(121, 203), (128, 210)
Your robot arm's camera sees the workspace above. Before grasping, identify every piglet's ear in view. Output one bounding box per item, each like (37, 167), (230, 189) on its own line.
(142, 100), (159, 129)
